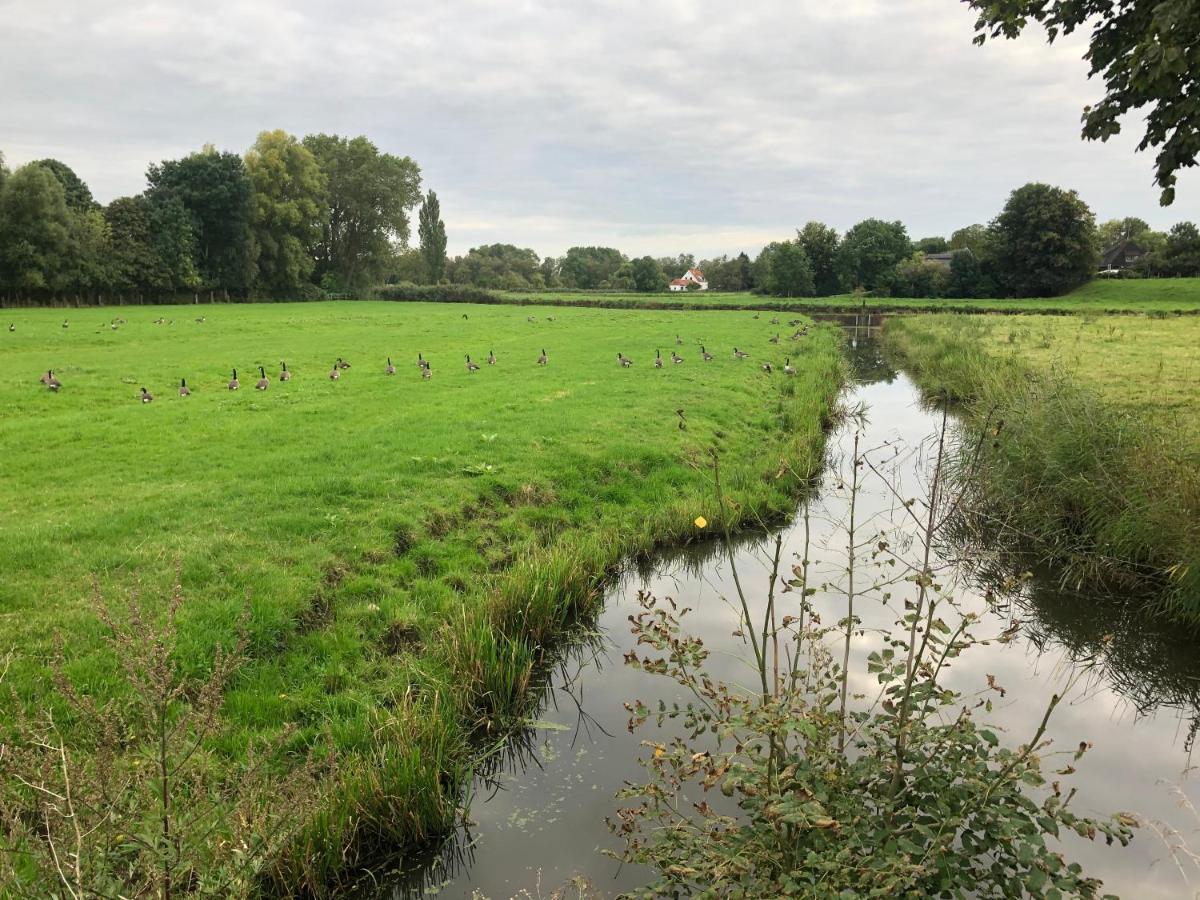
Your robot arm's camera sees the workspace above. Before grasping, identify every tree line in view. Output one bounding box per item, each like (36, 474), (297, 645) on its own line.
(0, 134), (445, 303)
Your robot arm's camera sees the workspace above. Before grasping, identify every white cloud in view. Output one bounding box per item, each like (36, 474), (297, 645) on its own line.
(2, 0), (1196, 258)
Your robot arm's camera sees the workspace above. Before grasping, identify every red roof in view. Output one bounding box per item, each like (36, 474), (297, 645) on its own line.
(687, 268), (706, 280)
(669, 278), (689, 286)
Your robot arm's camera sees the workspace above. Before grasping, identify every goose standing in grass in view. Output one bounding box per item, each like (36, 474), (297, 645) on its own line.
(179, 378), (191, 396)
(329, 362), (340, 381)
(618, 352), (633, 368)
(417, 353), (429, 370)
(769, 333), (780, 344)
(47, 371), (61, 392)
(466, 355), (480, 373)
(537, 349), (548, 366)
(228, 369), (240, 390)
(770, 317), (779, 325)
(671, 351), (683, 364)
(701, 346), (714, 362)
(8, 323), (14, 332)
(654, 349), (663, 369)
(761, 362), (773, 374)
(386, 357), (396, 375)
(62, 320), (69, 329)
(337, 357), (351, 369)
(140, 387), (153, 403)
(675, 334), (683, 346)
(256, 367), (269, 390)
(39, 370), (52, 384)
(487, 349), (496, 366)
(280, 361), (292, 382)
(422, 364), (432, 380)
(784, 359), (796, 376)
(734, 347), (749, 359)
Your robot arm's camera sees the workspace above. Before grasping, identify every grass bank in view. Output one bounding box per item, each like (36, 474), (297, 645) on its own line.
(884, 314), (1199, 620)
(0, 301), (843, 894)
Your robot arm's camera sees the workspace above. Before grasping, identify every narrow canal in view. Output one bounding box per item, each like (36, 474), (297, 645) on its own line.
(378, 330), (1200, 899)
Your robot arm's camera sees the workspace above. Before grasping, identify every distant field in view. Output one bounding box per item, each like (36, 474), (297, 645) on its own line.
(495, 277), (1200, 314)
(0, 301), (842, 888)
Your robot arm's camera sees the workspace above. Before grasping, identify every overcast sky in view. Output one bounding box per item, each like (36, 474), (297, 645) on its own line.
(3, 0), (1197, 259)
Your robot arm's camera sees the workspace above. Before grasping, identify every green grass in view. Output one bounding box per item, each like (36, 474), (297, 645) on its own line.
(884, 314), (1200, 619)
(492, 277), (1200, 314)
(0, 301), (843, 891)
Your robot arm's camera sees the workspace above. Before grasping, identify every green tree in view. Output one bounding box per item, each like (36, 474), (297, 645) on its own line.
(890, 252), (949, 298)
(756, 240), (814, 297)
(915, 236), (949, 254)
(30, 159), (95, 211)
(303, 134), (422, 289)
(559, 246), (625, 289)
(630, 255), (667, 292)
(1161, 222), (1200, 277)
(836, 219), (911, 291)
(946, 250), (989, 299)
(104, 196), (172, 296)
(448, 243), (540, 288)
(0, 164), (73, 294)
(989, 182), (1098, 297)
(149, 195), (202, 292)
(796, 221), (841, 295)
(0, 151), (11, 193)
(949, 224), (991, 257)
(147, 146), (256, 294)
(244, 130), (326, 296)
(966, 0), (1199, 205)
(417, 190), (447, 283)
(1097, 216), (1152, 250)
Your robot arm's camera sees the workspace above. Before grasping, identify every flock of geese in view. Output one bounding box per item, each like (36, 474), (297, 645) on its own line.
(19, 313), (811, 401)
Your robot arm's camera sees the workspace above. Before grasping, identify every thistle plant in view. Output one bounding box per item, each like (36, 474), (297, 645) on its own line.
(609, 405), (1134, 898)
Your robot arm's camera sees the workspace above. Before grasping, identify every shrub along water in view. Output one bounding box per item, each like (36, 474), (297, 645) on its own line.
(884, 315), (1199, 621)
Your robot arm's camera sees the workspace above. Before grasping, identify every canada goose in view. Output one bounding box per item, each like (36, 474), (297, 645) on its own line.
(179, 378), (191, 396)
(195, 316), (206, 324)
(337, 357), (351, 369)
(111, 322), (118, 331)
(671, 351), (683, 364)
(654, 349), (663, 369)
(462, 313), (469, 320)
(762, 362), (773, 374)
(547, 315), (556, 322)
(676, 408), (687, 431)
(752, 313), (760, 320)
(527, 315), (536, 323)
(228, 369), (240, 390)
(140, 386), (153, 402)
(256, 366), (269, 390)
(701, 346), (714, 362)
(47, 371), (61, 391)
(487, 350), (496, 365)
(537, 349), (548, 366)
(770, 317), (779, 325)
(466, 354), (480, 372)
(417, 353), (429, 370)
(62, 320), (68, 329)
(675, 334), (683, 346)
(39, 370), (52, 384)
(618, 353), (633, 368)
(769, 333), (780, 344)
(784, 359), (796, 375)
(329, 363), (340, 380)
(280, 361), (291, 382)
(7, 323), (13, 332)
(422, 364), (432, 380)
(386, 357), (396, 375)
(734, 348), (749, 359)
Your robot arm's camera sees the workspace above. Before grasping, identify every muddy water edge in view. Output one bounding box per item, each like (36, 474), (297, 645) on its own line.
(370, 325), (1200, 900)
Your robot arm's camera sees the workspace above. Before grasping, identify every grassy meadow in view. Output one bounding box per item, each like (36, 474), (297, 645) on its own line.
(885, 313), (1200, 618)
(492, 277), (1200, 314)
(0, 301), (843, 889)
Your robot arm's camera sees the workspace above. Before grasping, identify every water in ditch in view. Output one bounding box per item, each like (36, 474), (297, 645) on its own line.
(376, 330), (1200, 899)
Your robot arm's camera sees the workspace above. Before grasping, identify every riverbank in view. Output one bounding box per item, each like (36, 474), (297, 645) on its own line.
(0, 302), (844, 895)
(884, 314), (1200, 621)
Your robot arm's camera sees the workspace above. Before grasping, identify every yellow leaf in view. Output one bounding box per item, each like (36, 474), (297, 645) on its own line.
(694, 516), (708, 529)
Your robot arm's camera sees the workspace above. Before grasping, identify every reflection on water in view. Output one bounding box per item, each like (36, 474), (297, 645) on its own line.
(376, 333), (1199, 900)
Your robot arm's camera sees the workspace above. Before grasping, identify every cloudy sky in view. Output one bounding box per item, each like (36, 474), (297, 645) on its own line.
(3, 0), (1197, 259)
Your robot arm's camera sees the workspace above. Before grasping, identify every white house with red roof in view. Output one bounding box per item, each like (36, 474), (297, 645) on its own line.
(668, 267), (708, 292)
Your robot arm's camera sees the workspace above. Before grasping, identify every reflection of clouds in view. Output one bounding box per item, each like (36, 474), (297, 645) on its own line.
(392, 358), (1197, 899)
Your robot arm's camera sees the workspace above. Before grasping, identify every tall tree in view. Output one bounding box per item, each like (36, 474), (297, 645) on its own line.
(630, 255), (667, 292)
(104, 196), (171, 295)
(303, 134), (422, 290)
(244, 130), (326, 295)
(990, 182), (1098, 297)
(30, 159), (95, 211)
(146, 146), (256, 293)
(756, 241), (814, 297)
(796, 222), (841, 295)
(966, 0), (1199, 205)
(149, 196), (202, 292)
(559, 246), (625, 289)
(0, 164), (73, 294)
(836, 219), (911, 291)
(417, 190), (447, 283)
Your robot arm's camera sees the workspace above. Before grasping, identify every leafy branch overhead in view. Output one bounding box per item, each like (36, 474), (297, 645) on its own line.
(966, 0), (1200, 205)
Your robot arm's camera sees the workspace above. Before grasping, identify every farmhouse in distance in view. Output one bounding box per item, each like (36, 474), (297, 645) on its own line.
(668, 267), (708, 291)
